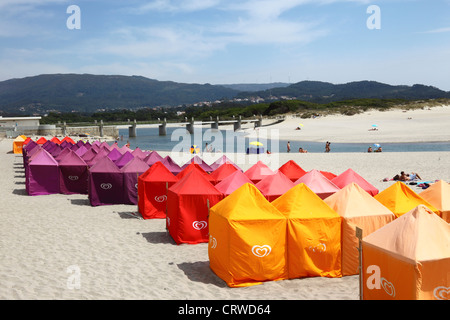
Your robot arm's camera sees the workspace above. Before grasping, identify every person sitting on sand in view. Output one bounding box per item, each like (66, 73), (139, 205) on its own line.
(299, 147), (308, 153)
(374, 147), (382, 152)
(367, 146), (373, 152)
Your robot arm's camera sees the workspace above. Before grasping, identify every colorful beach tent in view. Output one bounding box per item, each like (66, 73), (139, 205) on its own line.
(209, 155), (241, 171)
(13, 135), (26, 154)
(176, 163), (215, 183)
(209, 183), (288, 287)
(374, 181), (440, 218)
(138, 161), (179, 219)
(81, 147), (98, 164)
(244, 161), (275, 184)
(255, 171), (294, 202)
(115, 151), (134, 169)
(27, 149), (60, 196)
(167, 169), (223, 244)
(209, 162), (239, 185)
(50, 136), (61, 144)
(214, 170), (254, 197)
(331, 168), (379, 196)
(161, 155), (182, 175)
(107, 148), (123, 163)
(278, 160), (307, 182)
(324, 183), (395, 276)
(144, 151), (164, 166)
(320, 171), (337, 180)
(294, 169), (340, 199)
(362, 205), (450, 300)
(182, 155), (213, 173)
(61, 136), (76, 144)
(420, 180), (450, 223)
(88, 156), (123, 206)
(86, 148), (109, 167)
(121, 157), (150, 205)
(131, 147), (147, 159)
(36, 137), (47, 145)
(58, 150), (89, 195)
(272, 183), (342, 279)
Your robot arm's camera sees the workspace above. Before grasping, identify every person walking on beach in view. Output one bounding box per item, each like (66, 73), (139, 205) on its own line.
(287, 141), (291, 153)
(325, 141), (330, 153)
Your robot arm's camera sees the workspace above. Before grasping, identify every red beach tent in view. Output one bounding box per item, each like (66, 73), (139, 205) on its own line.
(295, 169), (340, 199)
(209, 162), (239, 185)
(181, 155), (213, 173)
(58, 150), (89, 195)
(121, 157), (149, 205)
(256, 171), (295, 202)
(36, 137), (47, 145)
(167, 169), (223, 244)
(278, 160), (307, 182)
(209, 155), (241, 171)
(331, 168), (379, 196)
(138, 161), (179, 219)
(61, 136), (76, 144)
(176, 163), (215, 183)
(244, 161), (275, 184)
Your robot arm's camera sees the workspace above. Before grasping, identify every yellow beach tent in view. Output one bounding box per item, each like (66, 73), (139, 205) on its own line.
(324, 183), (395, 276)
(272, 183), (342, 279)
(374, 181), (440, 218)
(13, 135), (27, 154)
(420, 180), (450, 223)
(208, 183), (288, 288)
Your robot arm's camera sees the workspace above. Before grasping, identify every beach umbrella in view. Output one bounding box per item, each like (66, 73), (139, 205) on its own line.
(373, 143), (381, 148)
(249, 141), (263, 146)
(190, 145), (200, 154)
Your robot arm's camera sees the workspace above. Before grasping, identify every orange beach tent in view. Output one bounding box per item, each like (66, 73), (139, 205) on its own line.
(374, 181), (440, 218)
(420, 180), (450, 223)
(362, 205), (450, 300)
(272, 183), (342, 279)
(208, 183), (288, 287)
(324, 183), (395, 276)
(13, 135), (26, 154)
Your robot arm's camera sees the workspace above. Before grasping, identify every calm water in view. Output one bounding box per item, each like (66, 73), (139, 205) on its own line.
(118, 127), (450, 153)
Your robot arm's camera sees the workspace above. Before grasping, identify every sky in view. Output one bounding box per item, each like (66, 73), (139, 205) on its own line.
(0, 0), (450, 90)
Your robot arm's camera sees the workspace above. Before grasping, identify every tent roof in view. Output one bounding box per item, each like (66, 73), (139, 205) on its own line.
(176, 163), (214, 182)
(169, 168), (221, 195)
(209, 163), (239, 183)
(58, 150), (87, 166)
(107, 148), (123, 162)
(115, 151), (135, 168)
(324, 182), (393, 218)
(294, 169), (340, 194)
(272, 183), (340, 219)
(36, 137), (47, 144)
(244, 161), (275, 182)
(210, 183), (284, 221)
(182, 155), (213, 172)
(139, 161), (179, 182)
(255, 171), (294, 197)
(61, 136), (76, 144)
(363, 205), (450, 262)
(209, 155), (241, 171)
(161, 155), (182, 174)
(87, 148), (109, 166)
(54, 147), (72, 162)
(14, 135), (25, 142)
(131, 147), (147, 159)
(89, 155), (121, 173)
(331, 168), (378, 196)
(144, 151), (164, 165)
(120, 156), (149, 173)
(419, 180), (450, 212)
(374, 182), (439, 216)
(50, 136), (61, 144)
(214, 170), (254, 196)
(29, 149), (58, 166)
(320, 171), (337, 180)
(278, 160), (307, 182)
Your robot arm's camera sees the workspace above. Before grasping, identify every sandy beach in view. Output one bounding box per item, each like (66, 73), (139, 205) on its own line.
(1, 106), (449, 300)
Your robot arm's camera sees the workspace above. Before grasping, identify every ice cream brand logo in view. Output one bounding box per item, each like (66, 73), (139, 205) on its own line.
(306, 243), (327, 253)
(252, 245), (271, 258)
(192, 221), (207, 230)
(209, 235), (217, 249)
(68, 176), (79, 181)
(100, 183), (112, 190)
(155, 195), (167, 202)
(381, 278), (395, 297)
(434, 286), (449, 300)
(366, 265), (396, 298)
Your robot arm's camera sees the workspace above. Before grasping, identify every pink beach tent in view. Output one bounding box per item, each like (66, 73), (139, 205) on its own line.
(121, 157), (150, 205)
(88, 156), (123, 206)
(209, 162), (239, 185)
(244, 161), (275, 184)
(58, 150), (89, 195)
(256, 171), (295, 202)
(161, 156), (182, 175)
(331, 168), (379, 196)
(131, 147), (147, 160)
(295, 169), (341, 199)
(209, 155), (242, 171)
(181, 155), (213, 173)
(144, 151), (164, 166)
(115, 151), (134, 169)
(214, 170), (255, 197)
(26, 148), (60, 196)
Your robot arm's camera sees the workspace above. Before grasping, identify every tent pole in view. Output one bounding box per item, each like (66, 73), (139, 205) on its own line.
(356, 226), (363, 300)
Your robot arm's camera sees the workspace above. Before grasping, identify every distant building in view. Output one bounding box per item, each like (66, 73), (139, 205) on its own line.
(0, 116), (41, 128)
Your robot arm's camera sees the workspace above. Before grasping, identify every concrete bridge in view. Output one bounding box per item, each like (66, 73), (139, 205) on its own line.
(125, 115), (263, 137)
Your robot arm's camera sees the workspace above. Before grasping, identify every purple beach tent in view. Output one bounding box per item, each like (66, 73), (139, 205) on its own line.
(131, 147), (147, 160)
(86, 148), (109, 167)
(58, 150), (89, 195)
(115, 151), (134, 169)
(181, 155), (213, 173)
(88, 156), (124, 206)
(81, 147), (98, 164)
(26, 148), (60, 196)
(161, 155), (182, 176)
(143, 151), (164, 166)
(107, 147), (123, 163)
(121, 157), (150, 205)
(75, 144), (88, 157)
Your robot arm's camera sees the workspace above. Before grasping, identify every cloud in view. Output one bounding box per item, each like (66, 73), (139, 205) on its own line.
(129, 0), (222, 14)
(420, 27), (450, 34)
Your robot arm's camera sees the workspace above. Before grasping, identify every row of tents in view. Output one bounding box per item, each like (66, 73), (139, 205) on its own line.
(16, 136), (450, 299)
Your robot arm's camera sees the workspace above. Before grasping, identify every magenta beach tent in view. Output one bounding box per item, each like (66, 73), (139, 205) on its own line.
(181, 155), (213, 173)
(121, 157), (150, 205)
(115, 151), (134, 169)
(132, 147), (147, 160)
(88, 156), (123, 206)
(161, 155), (182, 175)
(295, 169), (341, 199)
(54, 147), (72, 162)
(59, 150), (89, 194)
(86, 148), (109, 167)
(107, 148), (123, 163)
(27, 149), (60, 196)
(81, 147), (98, 164)
(144, 151), (164, 166)
(75, 144), (88, 157)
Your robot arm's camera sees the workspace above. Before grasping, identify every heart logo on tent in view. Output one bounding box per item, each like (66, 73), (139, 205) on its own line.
(68, 176), (79, 181)
(192, 221), (207, 230)
(167, 217), (170, 226)
(209, 235), (217, 249)
(381, 278), (396, 297)
(433, 286), (449, 300)
(252, 245), (271, 258)
(306, 243), (327, 253)
(155, 195), (167, 203)
(100, 183), (112, 190)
